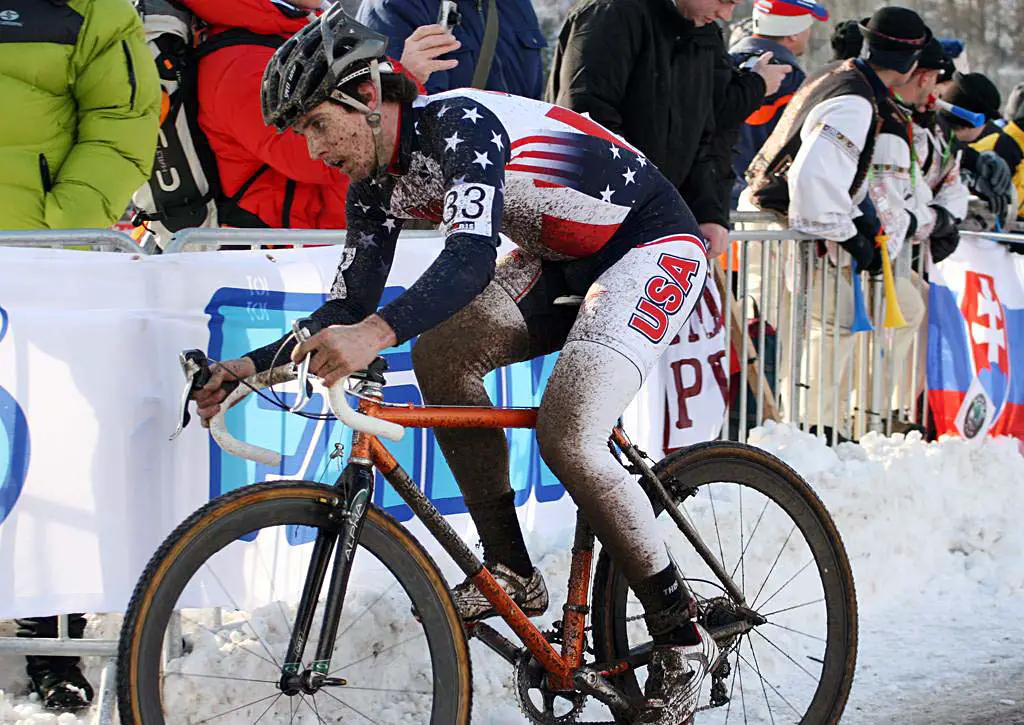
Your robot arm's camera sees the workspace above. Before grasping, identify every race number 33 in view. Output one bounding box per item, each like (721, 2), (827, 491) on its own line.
(629, 253), (701, 343)
(442, 183), (495, 238)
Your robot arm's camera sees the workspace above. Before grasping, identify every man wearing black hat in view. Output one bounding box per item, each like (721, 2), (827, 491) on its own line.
(893, 39), (967, 264)
(743, 6), (930, 440)
(940, 72), (1017, 227)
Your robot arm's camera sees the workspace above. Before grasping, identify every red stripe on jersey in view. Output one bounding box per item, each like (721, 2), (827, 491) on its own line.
(510, 134), (575, 150)
(532, 179), (564, 188)
(505, 163), (579, 180)
(510, 149), (580, 164)
(544, 106), (640, 154)
(636, 234), (708, 256)
(539, 214), (620, 257)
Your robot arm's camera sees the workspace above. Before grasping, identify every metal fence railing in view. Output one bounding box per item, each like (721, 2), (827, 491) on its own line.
(0, 229), (145, 254)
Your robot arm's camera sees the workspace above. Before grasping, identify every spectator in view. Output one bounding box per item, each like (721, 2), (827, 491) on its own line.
(177, 0), (453, 232)
(938, 72), (1018, 226)
(178, 0), (351, 230)
(545, 0), (789, 257)
(729, 0), (829, 207)
(744, 7), (930, 442)
(0, 0), (160, 710)
(357, 0), (548, 98)
(0, 0), (159, 231)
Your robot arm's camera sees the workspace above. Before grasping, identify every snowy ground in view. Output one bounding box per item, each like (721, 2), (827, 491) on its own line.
(2, 424), (1022, 723)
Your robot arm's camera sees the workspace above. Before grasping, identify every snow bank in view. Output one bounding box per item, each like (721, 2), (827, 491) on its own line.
(1, 425), (1020, 723)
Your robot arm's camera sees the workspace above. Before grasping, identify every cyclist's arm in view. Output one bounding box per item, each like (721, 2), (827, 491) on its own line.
(376, 100), (511, 344)
(244, 179), (404, 372)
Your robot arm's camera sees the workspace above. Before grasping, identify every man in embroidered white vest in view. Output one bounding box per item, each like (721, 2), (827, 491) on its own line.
(743, 6), (930, 442)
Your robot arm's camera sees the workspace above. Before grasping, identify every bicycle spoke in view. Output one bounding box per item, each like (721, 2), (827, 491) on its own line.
(165, 671), (279, 685)
(310, 692), (327, 724)
(335, 685), (433, 696)
(706, 485), (729, 580)
(754, 557), (814, 611)
(172, 611), (280, 671)
(290, 695), (296, 725)
(739, 484), (746, 595)
(299, 694), (328, 725)
(332, 578), (402, 653)
(735, 648), (803, 719)
(766, 620), (826, 643)
(253, 693), (284, 725)
(193, 692), (282, 724)
(725, 644), (740, 724)
(203, 563), (282, 668)
(751, 628), (819, 682)
(762, 597), (824, 618)
(319, 686), (383, 724)
(750, 525), (796, 606)
(253, 537), (297, 638)
(747, 635), (776, 725)
(730, 497), (771, 581)
(737, 640), (749, 725)
(329, 632), (426, 675)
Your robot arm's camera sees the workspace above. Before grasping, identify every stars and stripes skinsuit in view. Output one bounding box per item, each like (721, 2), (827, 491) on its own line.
(248, 89), (709, 582)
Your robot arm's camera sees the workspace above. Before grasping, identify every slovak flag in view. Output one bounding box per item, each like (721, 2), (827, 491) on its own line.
(927, 237), (1024, 439)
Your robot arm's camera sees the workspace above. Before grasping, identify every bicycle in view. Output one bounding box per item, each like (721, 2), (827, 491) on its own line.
(117, 322), (858, 724)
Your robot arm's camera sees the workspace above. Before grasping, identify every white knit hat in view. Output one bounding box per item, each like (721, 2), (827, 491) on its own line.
(752, 0), (828, 37)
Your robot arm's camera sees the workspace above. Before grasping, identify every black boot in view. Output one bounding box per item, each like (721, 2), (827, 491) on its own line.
(16, 614), (94, 711)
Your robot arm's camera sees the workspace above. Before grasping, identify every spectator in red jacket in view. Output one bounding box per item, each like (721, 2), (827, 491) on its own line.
(179, 0), (455, 230)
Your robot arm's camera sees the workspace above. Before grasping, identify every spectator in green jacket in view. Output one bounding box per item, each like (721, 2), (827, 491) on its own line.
(1, 0), (159, 711)
(0, 0), (160, 231)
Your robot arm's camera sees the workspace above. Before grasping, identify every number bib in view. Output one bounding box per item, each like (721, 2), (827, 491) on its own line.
(441, 183), (496, 239)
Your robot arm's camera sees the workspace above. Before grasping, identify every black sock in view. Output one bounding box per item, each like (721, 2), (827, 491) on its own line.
(465, 491), (534, 578)
(632, 564), (700, 646)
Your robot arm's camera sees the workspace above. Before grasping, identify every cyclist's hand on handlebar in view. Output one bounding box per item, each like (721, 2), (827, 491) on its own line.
(194, 357), (256, 427)
(292, 316), (397, 388)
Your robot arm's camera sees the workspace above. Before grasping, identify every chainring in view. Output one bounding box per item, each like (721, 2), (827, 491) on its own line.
(514, 629), (588, 725)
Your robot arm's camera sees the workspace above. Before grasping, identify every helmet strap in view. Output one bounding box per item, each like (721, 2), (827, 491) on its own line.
(328, 60), (389, 175)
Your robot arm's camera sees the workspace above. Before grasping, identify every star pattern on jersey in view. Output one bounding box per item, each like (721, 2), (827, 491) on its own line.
(462, 107), (482, 123)
(622, 168), (636, 185)
(609, 145), (621, 159)
(490, 131), (504, 151)
(600, 185), (614, 203)
(445, 132), (464, 152)
(349, 230), (378, 250)
(472, 151), (492, 170)
(353, 200), (371, 214)
(382, 217), (397, 232)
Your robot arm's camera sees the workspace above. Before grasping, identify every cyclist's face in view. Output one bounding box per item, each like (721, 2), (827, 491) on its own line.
(676, 0), (737, 26)
(295, 98), (376, 180)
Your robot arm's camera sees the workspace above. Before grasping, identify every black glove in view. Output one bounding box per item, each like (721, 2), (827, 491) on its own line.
(929, 205), (960, 263)
(973, 151), (1013, 222)
(840, 232), (882, 273)
(852, 212), (881, 240)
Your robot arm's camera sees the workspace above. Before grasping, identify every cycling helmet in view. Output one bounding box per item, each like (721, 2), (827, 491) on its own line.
(261, 6), (396, 172)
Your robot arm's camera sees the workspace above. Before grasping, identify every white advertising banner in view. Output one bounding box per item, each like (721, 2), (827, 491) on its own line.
(0, 238), (723, 618)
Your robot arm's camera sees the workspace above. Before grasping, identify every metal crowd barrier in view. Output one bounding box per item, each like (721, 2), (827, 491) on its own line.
(2, 220), (1023, 723)
(0, 229), (144, 254)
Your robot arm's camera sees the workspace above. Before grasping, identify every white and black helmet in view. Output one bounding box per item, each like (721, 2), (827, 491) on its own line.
(261, 6), (392, 132)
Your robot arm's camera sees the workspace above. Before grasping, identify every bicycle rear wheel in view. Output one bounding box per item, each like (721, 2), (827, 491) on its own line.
(591, 442), (857, 724)
(118, 481), (472, 724)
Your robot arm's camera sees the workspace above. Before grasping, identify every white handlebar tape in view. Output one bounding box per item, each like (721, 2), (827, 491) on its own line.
(328, 379), (405, 442)
(209, 384), (283, 467)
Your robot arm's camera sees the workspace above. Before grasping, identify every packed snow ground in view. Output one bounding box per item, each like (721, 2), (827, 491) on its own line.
(1, 424), (1022, 723)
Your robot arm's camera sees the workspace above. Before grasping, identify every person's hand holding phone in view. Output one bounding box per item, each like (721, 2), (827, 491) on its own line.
(400, 24), (461, 85)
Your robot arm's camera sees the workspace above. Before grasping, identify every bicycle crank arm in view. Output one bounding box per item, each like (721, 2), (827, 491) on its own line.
(573, 667), (637, 719)
(471, 622), (522, 666)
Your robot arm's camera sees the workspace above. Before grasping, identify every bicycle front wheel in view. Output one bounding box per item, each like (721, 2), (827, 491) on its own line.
(118, 481), (472, 724)
(591, 442), (857, 724)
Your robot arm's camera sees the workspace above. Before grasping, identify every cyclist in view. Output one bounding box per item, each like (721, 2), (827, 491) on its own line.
(194, 8), (714, 722)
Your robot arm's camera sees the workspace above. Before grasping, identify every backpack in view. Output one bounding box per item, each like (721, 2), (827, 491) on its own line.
(131, 0), (286, 241)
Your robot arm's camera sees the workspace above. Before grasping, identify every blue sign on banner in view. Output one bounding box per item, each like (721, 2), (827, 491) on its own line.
(0, 305), (30, 526)
(204, 286), (566, 536)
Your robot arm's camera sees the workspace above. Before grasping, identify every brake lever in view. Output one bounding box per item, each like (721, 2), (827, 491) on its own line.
(171, 349), (211, 440)
(289, 317), (323, 413)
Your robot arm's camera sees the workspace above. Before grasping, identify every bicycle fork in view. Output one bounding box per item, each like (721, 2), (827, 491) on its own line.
(278, 457), (374, 695)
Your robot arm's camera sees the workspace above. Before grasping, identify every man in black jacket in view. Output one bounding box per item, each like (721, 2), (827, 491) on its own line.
(545, 0), (790, 257)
